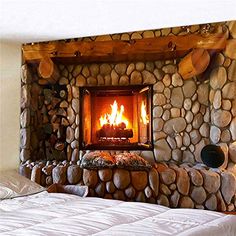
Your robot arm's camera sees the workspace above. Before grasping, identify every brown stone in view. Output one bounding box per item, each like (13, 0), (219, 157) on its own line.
(136, 62), (145, 71)
(149, 168), (159, 196)
(230, 117), (236, 140)
(100, 63), (112, 75)
(153, 93), (166, 106)
(126, 63), (135, 75)
(98, 169), (112, 182)
(183, 80), (196, 98)
(130, 71), (142, 84)
(131, 171), (148, 191)
(115, 63), (127, 75)
(67, 165), (82, 184)
(191, 186), (206, 204)
(113, 190), (126, 201)
(192, 113), (203, 129)
(31, 166), (41, 184)
(188, 168), (203, 186)
(171, 87), (184, 108)
(52, 166), (67, 184)
(42, 165), (53, 176)
(156, 164), (176, 185)
(157, 194), (169, 207)
(67, 106), (75, 125)
(144, 186), (152, 198)
(228, 60), (236, 81)
(66, 127), (74, 143)
(83, 169), (98, 188)
(76, 75), (86, 86)
(222, 82), (236, 99)
(125, 185), (136, 199)
(106, 181), (116, 193)
(160, 184), (171, 195)
(142, 70), (156, 84)
(95, 182), (105, 197)
(162, 64), (176, 74)
(229, 142), (236, 163)
(221, 171), (236, 204)
(201, 170), (220, 193)
(89, 64), (99, 77)
(216, 191), (227, 212)
(136, 192), (146, 202)
(225, 40), (236, 59)
(179, 196), (194, 208)
(176, 167), (190, 195)
(210, 67), (227, 89)
(172, 73), (183, 87)
(212, 110), (232, 128)
(113, 169), (130, 190)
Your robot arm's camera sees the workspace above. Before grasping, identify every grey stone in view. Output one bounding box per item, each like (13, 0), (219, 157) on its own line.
(153, 81), (164, 92)
(163, 118), (186, 135)
(167, 136), (176, 149)
(182, 150), (194, 163)
(21, 85), (31, 108)
(153, 118), (164, 131)
(140, 151), (155, 165)
(221, 129), (231, 142)
(194, 139), (209, 162)
(20, 149), (30, 162)
(20, 128), (30, 149)
(175, 135), (183, 148)
(72, 99), (80, 114)
(113, 169), (130, 190)
(210, 67), (227, 89)
(170, 190), (180, 207)
(172, 149), (182, 162)
(197, 83), (209, 106)
(205, 194), (217, 210)
(144, 186), (153, 198)
(67, 106), (75, 125)
(185, 111), (194, 123)
(162, 110), (170, 121)
(154, 139), (171, 161)
(184, 98), (192, 111)
(153, 106), (163, 117)
(183, 80), (196, 98)
(191, 186), (207, 204)
(164, 88), (171, 99)
(172, 73), (183, 87)
(67, 165), (82, 184)
(20, 108), (30, 128)
(153, 68), (164, 80)
(71, 140), (79, 149)
(52, 166), (67, 184)
(210, 126), (221, 144)
(212, 110), (232, 127)
(125, 186), (136, 199)
(192, 101), (200, 114)
(157, 194), (170, 207)
(188, 168), (203, 186)
(171, 87), (184, 108)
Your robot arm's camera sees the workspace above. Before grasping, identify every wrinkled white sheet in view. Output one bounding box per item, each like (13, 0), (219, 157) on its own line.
(0, 191), (235, 236)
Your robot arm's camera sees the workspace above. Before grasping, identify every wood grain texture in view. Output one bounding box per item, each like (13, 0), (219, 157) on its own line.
(22, 33), (227, 63)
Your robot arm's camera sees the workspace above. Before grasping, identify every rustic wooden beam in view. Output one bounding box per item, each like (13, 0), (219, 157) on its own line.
(22, 33), (227, 63)
(178, 48), (210, 80)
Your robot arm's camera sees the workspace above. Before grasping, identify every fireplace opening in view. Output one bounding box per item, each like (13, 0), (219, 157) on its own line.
(79, 85), (153, 150)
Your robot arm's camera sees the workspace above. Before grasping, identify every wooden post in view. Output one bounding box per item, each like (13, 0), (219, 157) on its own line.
(178, 48), (210, 80)
(38, 56), (60, 84)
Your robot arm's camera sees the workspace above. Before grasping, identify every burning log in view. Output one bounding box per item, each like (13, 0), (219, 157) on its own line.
(97, 123), (133, 140)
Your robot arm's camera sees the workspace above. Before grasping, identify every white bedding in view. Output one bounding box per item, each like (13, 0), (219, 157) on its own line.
(0, 191), (236, 236)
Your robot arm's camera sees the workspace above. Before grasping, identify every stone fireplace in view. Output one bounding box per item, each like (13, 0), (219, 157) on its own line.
(19, 20), (236, 212)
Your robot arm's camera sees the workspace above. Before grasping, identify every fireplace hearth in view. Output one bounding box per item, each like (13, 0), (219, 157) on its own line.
(79, 85), (153, 150)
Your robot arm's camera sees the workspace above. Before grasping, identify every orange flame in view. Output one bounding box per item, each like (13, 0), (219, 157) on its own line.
(99, 100), (129, 127)
(141, 101), (149, 125)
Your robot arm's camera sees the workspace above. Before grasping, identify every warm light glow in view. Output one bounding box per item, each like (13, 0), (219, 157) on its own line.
(99, 100), (129, 127)
(141, 101), (149, 125)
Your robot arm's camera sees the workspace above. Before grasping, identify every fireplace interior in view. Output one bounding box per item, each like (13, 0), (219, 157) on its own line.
(80, 85), (153, 150)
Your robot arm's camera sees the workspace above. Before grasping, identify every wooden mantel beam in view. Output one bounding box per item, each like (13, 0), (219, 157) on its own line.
(22, 33), (227, 64)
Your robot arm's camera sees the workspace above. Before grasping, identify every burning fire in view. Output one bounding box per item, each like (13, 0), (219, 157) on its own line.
(99, 100), (129, 127)
(141, 101), (149, 125)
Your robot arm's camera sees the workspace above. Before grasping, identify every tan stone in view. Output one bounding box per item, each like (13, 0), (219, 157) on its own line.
(143, 30), (154, 38)
(95, 35), (112, 41)
(83, 169), (98, 188)
(156, 164), (176, 185)
(229, 142), (236, 163)
(31, 166), (41, 185)
(72, 86), (79, 98)
(172, 149), (182, 162)
(225, 40), (236, 59)
(131, 32), (142, 40)
(171, 87), (184, 108)
(98, 169), (113, 182)
(153, 118), (164, 131)
(172, 73), (183, 87)
(163, 117), (186, 135)
(153, 106), (163, 118)
(136, 192), (146, 202)
(136, 62), (145, 71)
(230, 117), (236, 140)
(170, 108), (180, 118)
(89, 64), (99, 77)
(126, 63), (135, 75)
(170, 190), (180, 207)
(113, 169), (130, 189)
(188, 168), (203, 186)
(228, 60), (236, 81)
(100, 63), (112, 75)
(160, 184), (171, 195)
(210, 67), (227, 89)
(130, 71), (142, 84)
(221, 171), (236, 204)
(114, 63), (127, 75)
(149, 168), (159, 196)
(222, 82), (236, 99)
(222, 100), (231, 110)
(154, 139), (171, 161)
(111, 69), (119, 85)
(162, 64), (176, 74)
(66, 127), (74, 143)
(201, 170), (220, 193)
(210, 126), (221, 144)
(175, 168), (190, 195)
(228, 21), (236, 38)
(216, 191), (227, 212)
(213, 90), (222, 109)
(179, 196), (194, 208)
(142, 70), (156, 84)
(119, 75), (129, 85)
(76, 75), (86, 86)
(212, 110), (232, 127)
(153, 93), (166, 106)
(153, 68), (164, 80)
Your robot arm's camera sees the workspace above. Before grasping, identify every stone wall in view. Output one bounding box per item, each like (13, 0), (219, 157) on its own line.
(19, 161), (236, 212)
(19, 21), (236, 211)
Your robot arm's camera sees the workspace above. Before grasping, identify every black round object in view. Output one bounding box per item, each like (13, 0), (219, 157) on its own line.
(201, 144), (225, 168)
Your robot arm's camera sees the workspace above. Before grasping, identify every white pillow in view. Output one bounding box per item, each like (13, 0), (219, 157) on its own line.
(0, 170), (45, 199)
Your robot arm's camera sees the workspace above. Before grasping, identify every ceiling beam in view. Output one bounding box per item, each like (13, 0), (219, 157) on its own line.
(22, 33), (227, 64)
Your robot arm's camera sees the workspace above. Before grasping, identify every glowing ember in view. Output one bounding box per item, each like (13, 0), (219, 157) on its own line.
(141, 101), (149, 125)
(99, 100), (129, 127)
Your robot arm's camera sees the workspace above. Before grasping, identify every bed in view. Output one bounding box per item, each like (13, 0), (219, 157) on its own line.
(0, 171), (236, 236)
